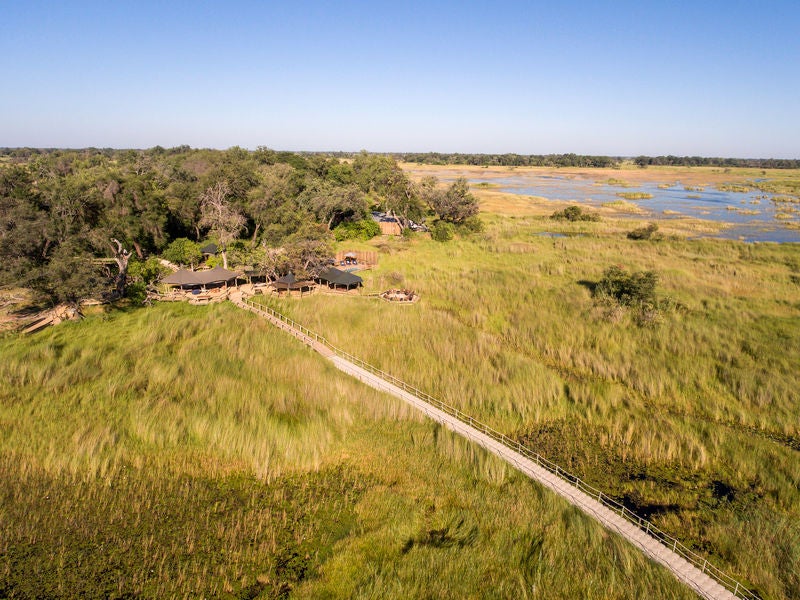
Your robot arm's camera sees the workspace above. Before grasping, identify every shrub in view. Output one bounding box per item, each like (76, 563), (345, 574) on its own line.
(431, 220), (455, 242)
(162, 238), (202, 267)
(550, 205), (600, 222)
(127, 257), (168, 286)
(125, 281), (147, 304)
(458, 216), (485, 234)
(594, 266), (658, 307)
(333, 219), (381, 241)
(627, 223), (661, 240)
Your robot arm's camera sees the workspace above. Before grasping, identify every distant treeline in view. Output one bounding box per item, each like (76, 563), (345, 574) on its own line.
(396, 153), (621, 168)
(3, 147), (798, 169)
(396, 152), (800, 169)
(630, 155), (800, 169)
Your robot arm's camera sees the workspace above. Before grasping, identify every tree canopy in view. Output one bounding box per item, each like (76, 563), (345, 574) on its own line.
(0, 147), (472, 304)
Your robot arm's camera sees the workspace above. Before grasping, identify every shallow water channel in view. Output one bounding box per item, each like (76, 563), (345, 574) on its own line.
(474, 175), (800, 243)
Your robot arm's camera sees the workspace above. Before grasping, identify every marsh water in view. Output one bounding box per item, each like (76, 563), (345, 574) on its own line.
(472, 175), (800, 243)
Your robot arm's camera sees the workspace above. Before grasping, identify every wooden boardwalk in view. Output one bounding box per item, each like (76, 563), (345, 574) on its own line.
(231, 296), (748, 600)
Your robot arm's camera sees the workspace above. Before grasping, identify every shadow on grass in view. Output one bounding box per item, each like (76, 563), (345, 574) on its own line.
(577, 279), (597, 295)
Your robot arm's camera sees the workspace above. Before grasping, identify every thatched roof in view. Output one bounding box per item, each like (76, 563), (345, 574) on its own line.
(200, 243), (218, 255)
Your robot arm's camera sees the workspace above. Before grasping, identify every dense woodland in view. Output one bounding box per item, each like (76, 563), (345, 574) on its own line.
(0, 148), (479, 305)
(397, 151), (800, 169)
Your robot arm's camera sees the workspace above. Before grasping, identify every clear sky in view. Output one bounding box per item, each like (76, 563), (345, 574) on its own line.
(2, 1), (799, 157)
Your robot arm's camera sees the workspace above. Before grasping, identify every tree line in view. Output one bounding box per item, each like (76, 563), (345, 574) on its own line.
(0, 148), (478, 305)
(397, 152), (800, 169)
(631, 155), (800, 169)
(4, 148), (798, 170)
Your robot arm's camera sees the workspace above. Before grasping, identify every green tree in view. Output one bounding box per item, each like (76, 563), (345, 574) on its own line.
(247, 163), (302, 244)
(351, 152), (422, 230)
(162, 238), (202, 267)
(39, 242), (106, 305)
(100, 168), (169, 257)
(428, 177), (479, 224)
(298, 181), (367, 230)
(431, 220), (455, 242)
(281, 222), (334, 279)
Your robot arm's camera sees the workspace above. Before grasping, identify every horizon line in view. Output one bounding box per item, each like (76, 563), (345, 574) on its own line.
(2, 146), (799, 162)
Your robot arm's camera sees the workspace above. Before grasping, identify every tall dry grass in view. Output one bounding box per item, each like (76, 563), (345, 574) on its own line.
(0, 301), (696, 598)
(254, 217), (799, 598)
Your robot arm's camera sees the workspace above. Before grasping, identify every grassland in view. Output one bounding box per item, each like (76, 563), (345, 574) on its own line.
(2, 167), (800, 598)
(257, 210), (800, 599)
(1, 302), (699, 598)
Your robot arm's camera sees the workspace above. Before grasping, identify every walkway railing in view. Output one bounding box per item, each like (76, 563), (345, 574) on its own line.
(236, 296), (758, 600)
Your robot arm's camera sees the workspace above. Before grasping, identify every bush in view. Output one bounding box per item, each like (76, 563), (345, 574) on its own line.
(226, 240), (266, 268)
(594, 266), (658, 307)
(162, 238), (201, 267)
(627, 223), (660, 240)
(334, 219), (381, 241)
(551, 205), (600, 222)
(128, 257), (168, 286)
(458, 216), (485, 234)
(125, 281), (148, 304)
(431, 220), (455, 242)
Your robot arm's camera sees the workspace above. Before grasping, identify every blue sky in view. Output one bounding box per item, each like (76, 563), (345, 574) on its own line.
(1, 1), (799, 157)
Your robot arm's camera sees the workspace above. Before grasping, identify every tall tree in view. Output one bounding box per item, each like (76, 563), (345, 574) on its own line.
(101, 167), (169, 257)
(299, 180), (367, 230)
(351, 152), (422, 228)
(384, 170), (424, 230)
(198, 181), (246, 269)
(280, 222), (334, 279)
(247, 163), (301, 244)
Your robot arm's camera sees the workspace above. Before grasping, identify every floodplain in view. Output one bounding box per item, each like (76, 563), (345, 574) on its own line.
(1, 163), (798, 599)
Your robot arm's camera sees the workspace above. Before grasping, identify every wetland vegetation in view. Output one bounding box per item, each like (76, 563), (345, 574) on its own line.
(1, 151), (799, 598)
(250, 210), (800, 599)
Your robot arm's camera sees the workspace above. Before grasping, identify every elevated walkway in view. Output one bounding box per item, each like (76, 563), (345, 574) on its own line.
(230, 296), (754, 600)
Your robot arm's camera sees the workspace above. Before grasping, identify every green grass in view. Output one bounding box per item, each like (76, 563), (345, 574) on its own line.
(254, 219), (800, 598)
(2, 207), (799, 598)
(0, 302), (695, 599)
(750, 177), (800, 197)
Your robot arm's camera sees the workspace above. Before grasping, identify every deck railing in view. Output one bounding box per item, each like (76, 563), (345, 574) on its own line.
(237, 296), (759, 600)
